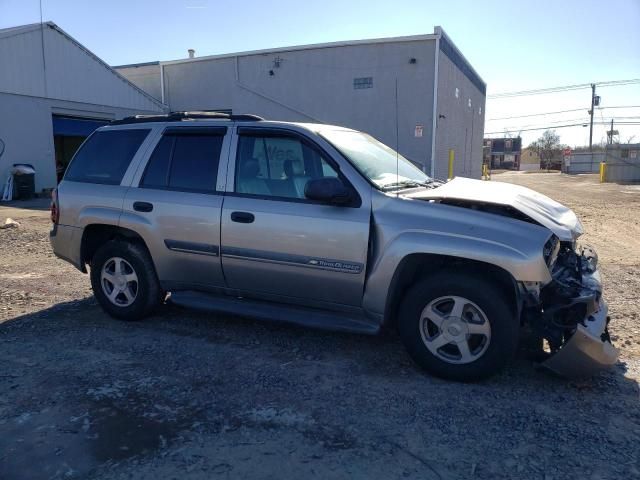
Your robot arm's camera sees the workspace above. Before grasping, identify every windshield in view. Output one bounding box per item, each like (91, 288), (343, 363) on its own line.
(320, 130), (432, 190)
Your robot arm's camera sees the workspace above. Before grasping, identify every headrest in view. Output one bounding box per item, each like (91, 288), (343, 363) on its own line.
(241, 160), (260, 178)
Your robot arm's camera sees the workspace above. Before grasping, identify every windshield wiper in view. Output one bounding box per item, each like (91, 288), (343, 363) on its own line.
(382, 179), (433, 191)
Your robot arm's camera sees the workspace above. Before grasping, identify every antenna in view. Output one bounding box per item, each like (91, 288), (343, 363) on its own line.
(39, 0), (48, 97)
(395, 77), (399, 196)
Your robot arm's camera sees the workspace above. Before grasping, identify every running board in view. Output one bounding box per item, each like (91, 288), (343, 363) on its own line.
(168, 291), (380, 335)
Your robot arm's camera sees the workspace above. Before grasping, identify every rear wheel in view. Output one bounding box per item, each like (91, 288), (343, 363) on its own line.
(90, 240), (161, 321)
(398, 272), (518, 381)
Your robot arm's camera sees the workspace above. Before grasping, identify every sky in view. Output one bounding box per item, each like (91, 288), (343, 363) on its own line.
(1, 0), (639, 147)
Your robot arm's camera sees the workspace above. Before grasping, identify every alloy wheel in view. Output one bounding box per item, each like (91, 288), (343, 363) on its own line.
(419, 295), (492, 364)
(100, 257), (139, 307)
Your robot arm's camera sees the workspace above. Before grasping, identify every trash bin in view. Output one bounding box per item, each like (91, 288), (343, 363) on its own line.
(12, 163), (36, 200)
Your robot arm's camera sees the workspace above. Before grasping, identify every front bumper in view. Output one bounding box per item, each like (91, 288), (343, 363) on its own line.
(532, 245), (619, 378)
(542, 299), (619, 377)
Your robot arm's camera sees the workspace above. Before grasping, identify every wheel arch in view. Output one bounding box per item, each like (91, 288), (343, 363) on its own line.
(383, 253), (521, 329)
(80, 224), (151, 273)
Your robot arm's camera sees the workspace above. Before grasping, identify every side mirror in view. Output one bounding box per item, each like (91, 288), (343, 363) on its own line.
(304, 177), (352, 205)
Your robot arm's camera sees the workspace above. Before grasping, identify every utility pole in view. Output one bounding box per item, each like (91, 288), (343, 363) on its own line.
(607, 119), (618, 145)
(588, 83), (596, 151)
(609, 119), (614, 145)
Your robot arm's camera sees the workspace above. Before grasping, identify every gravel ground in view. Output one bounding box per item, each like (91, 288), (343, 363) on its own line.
(1, 173), (639, 480)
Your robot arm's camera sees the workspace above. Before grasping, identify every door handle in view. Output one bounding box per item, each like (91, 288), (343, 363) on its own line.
(133, 201), (153, 212)
(231, 211), (255, 223)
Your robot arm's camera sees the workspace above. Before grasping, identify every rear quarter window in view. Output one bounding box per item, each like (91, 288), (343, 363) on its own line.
(65, 129), (150, 185)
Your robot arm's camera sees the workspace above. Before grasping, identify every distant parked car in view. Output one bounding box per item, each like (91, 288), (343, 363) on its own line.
(50, 112), (617, 381)
(540, 158), (563, 170)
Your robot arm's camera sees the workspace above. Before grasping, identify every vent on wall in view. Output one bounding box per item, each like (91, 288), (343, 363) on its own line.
(353, 77), (373, 89)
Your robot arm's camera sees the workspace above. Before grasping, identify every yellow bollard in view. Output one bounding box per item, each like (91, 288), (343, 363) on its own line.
(448, 149), (454, 180)
(599, 162), (607, 183)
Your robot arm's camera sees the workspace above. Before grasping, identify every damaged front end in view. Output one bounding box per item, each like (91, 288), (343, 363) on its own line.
(522, 242), (619, 377)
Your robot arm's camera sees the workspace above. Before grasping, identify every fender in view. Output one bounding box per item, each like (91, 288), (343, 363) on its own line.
(76, 206), (122, 228)
(363, 230), (551, 316)
(362, 194), (554, 317)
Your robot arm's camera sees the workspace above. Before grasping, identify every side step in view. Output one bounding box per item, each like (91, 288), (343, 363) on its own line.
(168, 291), (380, 335)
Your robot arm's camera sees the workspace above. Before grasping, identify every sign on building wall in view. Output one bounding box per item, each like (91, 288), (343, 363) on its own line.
(414, 125), (423, 138)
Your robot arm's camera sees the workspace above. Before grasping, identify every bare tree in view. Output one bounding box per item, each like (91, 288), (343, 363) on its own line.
(528, 130), (562, 171)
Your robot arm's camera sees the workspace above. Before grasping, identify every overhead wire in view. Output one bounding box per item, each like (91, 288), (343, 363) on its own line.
(484, 121), (640, 135)
(488, 78), (640, 99)
(486, 105), (640, 121)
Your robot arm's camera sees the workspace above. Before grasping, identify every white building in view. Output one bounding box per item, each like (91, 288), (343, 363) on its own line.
(116, 27), (486, 179)
(0, 22), (165, 193)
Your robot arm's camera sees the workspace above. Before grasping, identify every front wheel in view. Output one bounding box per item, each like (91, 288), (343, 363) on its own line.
(398, 272), (519, 381)
(90, 240), (161, 321)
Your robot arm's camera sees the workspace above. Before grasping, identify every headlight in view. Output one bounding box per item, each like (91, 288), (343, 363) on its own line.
(543, 235), (560, 269)
(573, 218), (584, 240)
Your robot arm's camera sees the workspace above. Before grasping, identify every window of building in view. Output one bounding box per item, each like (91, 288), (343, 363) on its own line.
(468, 98), (472, 108)
(505, 139), (512, 150)
(235, 134), (339, 199)
(141, 129), (224, 193)
(455, 87), (459, 98)
(65, 129), (150, 185)
(353, 77), (373, 89)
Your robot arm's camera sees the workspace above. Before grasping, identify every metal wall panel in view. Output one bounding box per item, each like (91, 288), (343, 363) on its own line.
(434, 51), (486, 180)
(157, 40), (437, 171)
(0, 27), (47, 96)
(0, 24), (164, 112)
(565, 153), (604, 174)
(604, 149), (640, 183)
(106, 63), (163, 103)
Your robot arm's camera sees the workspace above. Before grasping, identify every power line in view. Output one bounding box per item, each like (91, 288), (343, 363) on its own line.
(485, 105), (640, 121)
(486, 123), (586, 134)
(484, 121), (640, 135)
(487, 78), (640, 99)
(496, 115), (640, 131)
(604, 116), (640, 120)
(487, 107), (587, 121)
(600, 105), (640, 110)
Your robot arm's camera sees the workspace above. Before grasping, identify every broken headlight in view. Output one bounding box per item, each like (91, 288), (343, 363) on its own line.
(578, 244), (598, 274)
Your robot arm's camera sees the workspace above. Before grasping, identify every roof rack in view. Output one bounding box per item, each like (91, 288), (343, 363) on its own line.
(110, 111), (264, 125)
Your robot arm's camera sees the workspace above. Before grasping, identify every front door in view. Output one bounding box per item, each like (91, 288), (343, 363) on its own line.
(220, 128), (371, 307)
(121, 126), (229, 290)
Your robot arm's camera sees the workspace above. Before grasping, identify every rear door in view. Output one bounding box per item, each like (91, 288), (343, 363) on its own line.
(121, 126), (229, 290)
(220, 127), (371, 307)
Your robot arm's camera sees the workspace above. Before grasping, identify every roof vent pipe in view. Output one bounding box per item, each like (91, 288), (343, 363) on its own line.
(188, 49), (195, 59)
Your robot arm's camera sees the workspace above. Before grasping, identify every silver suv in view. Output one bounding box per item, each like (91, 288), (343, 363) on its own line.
(50, 112), (618, 381)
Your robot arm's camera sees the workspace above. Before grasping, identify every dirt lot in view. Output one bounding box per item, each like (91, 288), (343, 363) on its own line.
(1, 173), (639, 480)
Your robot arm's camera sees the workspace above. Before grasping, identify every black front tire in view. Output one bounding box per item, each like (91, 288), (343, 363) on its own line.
(90, 240), (161, 321)
(398, 272), (519, 382)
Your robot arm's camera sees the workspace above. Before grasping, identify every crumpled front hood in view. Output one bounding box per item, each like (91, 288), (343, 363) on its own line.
(405, 177), (583, 241)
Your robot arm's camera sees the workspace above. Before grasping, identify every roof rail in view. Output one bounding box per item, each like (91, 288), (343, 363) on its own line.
(110, 111), (264, 125)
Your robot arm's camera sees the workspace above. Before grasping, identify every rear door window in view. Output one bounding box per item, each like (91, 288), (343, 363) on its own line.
(141, 128), (225, 193)
(65, 129), (150, 185)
